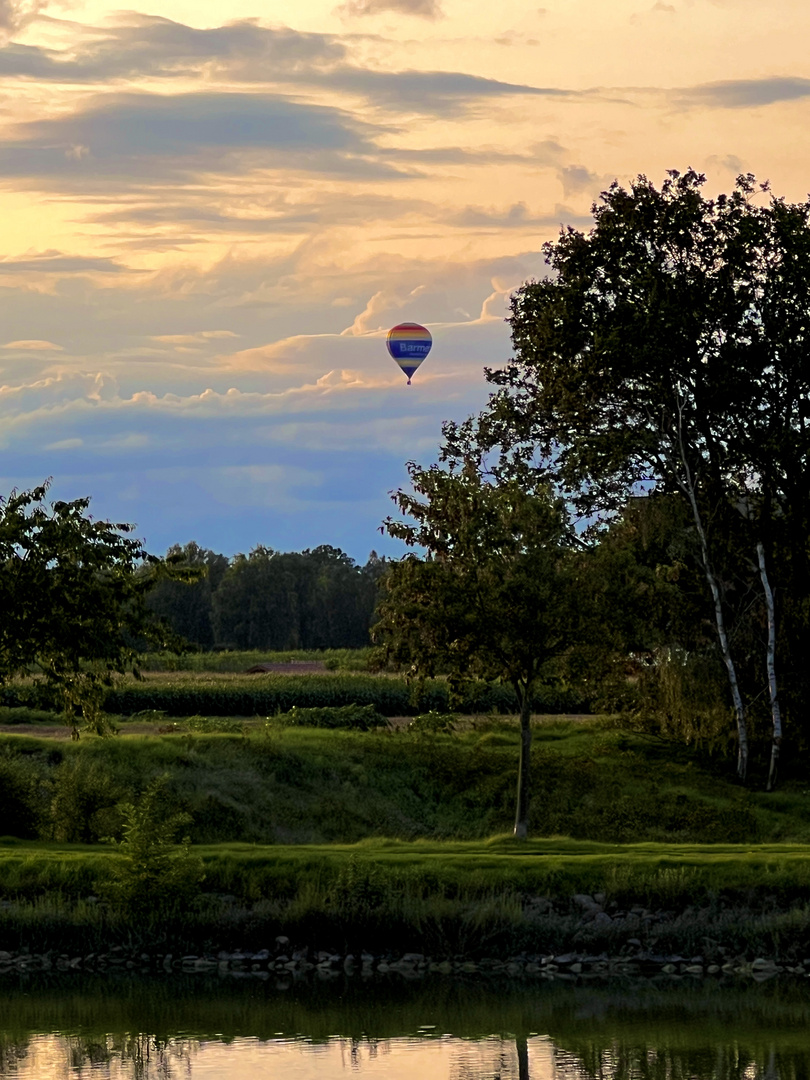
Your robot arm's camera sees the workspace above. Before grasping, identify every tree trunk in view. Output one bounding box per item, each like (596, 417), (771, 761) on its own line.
(672, 409), (749, 779)
(757, 541), (782, 791)
(516, 1036), (530, 1080)
(514, 684), (532, 839)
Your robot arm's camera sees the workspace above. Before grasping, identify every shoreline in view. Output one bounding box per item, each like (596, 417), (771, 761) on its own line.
(0, 943), (805, 981)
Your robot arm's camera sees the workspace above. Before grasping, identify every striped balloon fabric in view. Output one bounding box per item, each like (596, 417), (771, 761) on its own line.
(386, 322), (432, 384)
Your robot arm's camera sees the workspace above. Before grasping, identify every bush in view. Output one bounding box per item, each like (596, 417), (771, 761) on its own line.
(0, 751), (44, 839)
(100, 775), (204, 919)
(408, 711), (457, 734)
(271, 704), (386, 731)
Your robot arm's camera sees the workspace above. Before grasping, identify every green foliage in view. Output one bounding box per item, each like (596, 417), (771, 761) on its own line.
(459, 169), (810, 776)
(272, 704), (386, 731)
(184, 715), (245, 734)
(138, 648), (374, 673)
(211, 546), (386, 651)
(100, 775), (204, 918)
(376, 457), (581, 836)
(23, 672), (589, 718)
(0, 483), (187, 739)
(409, 710), (457, 733)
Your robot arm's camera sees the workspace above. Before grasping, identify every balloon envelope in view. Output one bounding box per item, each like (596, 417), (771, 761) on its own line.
(386, 322), (432, 384)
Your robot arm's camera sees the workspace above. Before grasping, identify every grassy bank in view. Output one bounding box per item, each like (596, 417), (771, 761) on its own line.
(2, 714), (810, 957)
(1, 716), (807, 845)
(3, 837), (810, 957)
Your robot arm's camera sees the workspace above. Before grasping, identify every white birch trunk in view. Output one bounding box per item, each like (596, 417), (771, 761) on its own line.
(757, 541), (782, 791)
(671, 401), (749, 778)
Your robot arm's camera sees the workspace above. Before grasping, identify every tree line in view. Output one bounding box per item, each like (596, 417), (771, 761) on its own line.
(145, 542), (388, 651)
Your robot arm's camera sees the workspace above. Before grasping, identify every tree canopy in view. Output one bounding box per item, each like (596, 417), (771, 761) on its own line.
(374, 458), (576, 837)
(447, 169), (810, 784)
(0, 484), (177, 736)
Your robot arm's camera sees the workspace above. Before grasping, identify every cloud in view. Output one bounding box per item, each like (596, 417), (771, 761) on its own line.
(326, 69), (571, 115)
(448, 201), (591, 230)
(44, 436), (82, 449)
(338, 0), (443, 18)
(2, 338), (63, 350)
(681, 77), (810, 108)
(704, 153), (746, 175)
(0, 17), (346, 81)
(0, 250), (134, 274)
(150, 330), (239, 346)
(0, 91), (397, 187)
(0, 0), (46, 39)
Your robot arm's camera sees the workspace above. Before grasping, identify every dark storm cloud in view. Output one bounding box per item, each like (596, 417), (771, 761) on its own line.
(0, 91), (400, 184)
(681, 76), (810, 108)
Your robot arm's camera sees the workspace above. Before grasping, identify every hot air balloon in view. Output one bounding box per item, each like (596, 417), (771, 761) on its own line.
(386, 322), (432, 384)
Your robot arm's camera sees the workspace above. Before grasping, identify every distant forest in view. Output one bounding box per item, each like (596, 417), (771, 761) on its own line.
(146, 543), (388, 651)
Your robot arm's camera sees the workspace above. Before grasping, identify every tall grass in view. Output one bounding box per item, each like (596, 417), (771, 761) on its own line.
(4, 838), (810, 956)
(138, 649), (374, 672)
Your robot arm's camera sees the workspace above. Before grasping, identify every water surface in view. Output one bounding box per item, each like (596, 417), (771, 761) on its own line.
(1, 974), (808, 1079)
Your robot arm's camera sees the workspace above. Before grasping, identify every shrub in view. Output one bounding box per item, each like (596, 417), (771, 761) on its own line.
(408, 711), (457, 734)
(100, 775), (204, 919)
(271, 704), (386, 731)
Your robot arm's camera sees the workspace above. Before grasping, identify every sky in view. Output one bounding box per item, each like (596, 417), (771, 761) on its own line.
(1, 0), (809, 563)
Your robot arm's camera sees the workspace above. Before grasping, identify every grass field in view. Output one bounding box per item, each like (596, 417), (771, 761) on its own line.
(3, 834), (810, 956)
(2, 708), (810, 954)
(4, 834), (810, 900)
(1, 714), (809, 845)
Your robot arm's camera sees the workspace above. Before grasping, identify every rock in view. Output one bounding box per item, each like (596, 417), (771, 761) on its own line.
(751, 957), (777, 970)
(592, 912), (612, 926)
(275, 936), (290, 947)
(661, 964), (677, 974)
(572, 894), (601, 912)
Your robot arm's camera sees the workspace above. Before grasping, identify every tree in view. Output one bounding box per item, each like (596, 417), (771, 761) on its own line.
(212, 544), (381, 650)
(146, 542), (228, 649)
(373, 458), (575, 839)
(0, 483), (177, 736)
(457, 170), (810, 783)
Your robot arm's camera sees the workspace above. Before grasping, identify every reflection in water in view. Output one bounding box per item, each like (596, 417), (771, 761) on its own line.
(0, 976), (809, 1079)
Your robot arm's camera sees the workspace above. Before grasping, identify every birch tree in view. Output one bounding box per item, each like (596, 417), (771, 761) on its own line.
(451, 170), (810, 782)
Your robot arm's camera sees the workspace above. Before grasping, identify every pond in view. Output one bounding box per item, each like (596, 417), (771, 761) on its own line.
(1, 974), (809, 1079)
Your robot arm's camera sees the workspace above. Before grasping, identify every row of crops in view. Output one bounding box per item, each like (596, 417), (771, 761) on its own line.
(1, 674), (590, 718)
